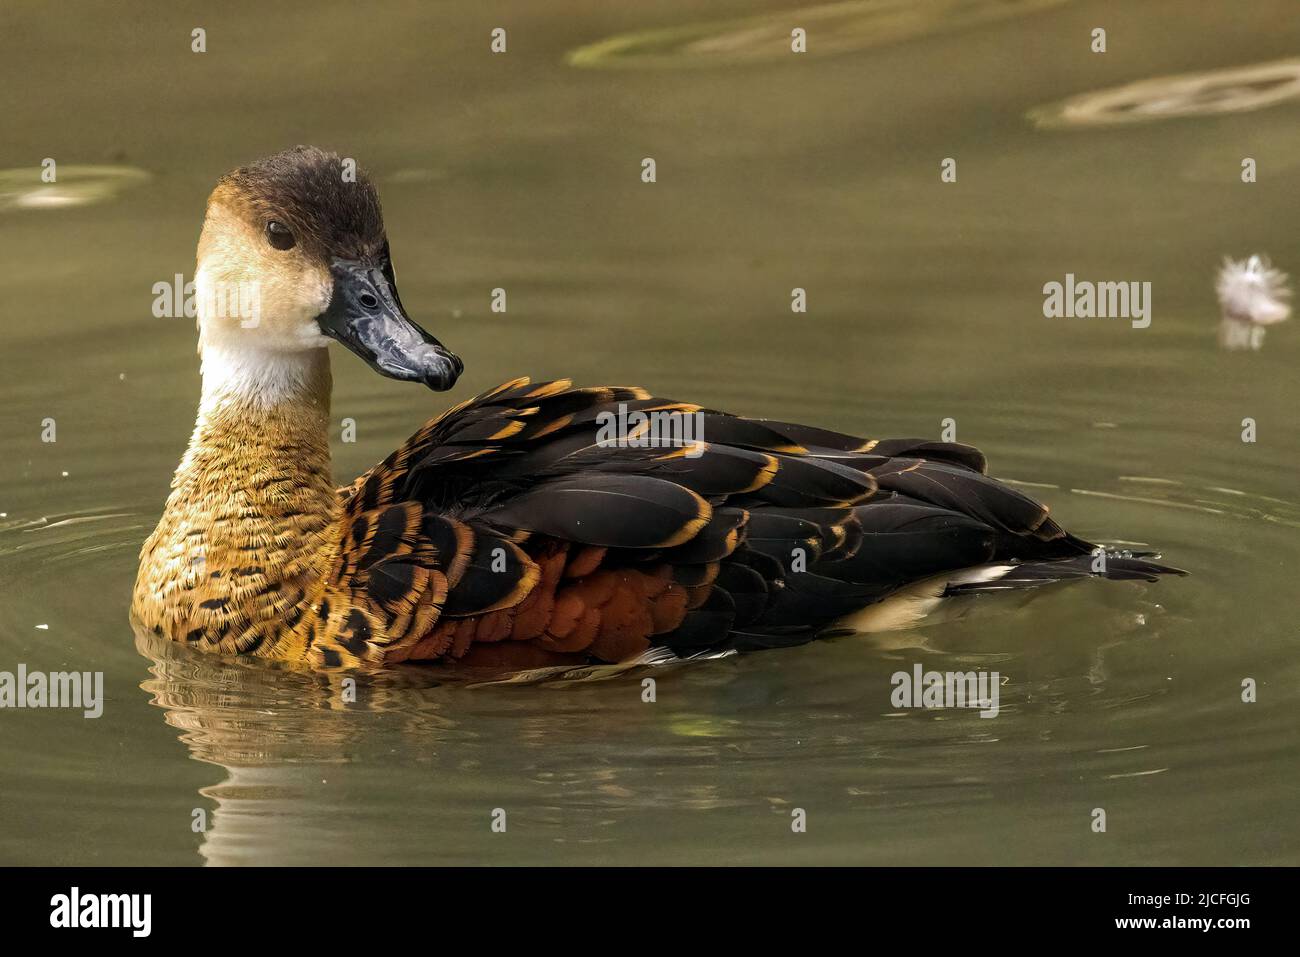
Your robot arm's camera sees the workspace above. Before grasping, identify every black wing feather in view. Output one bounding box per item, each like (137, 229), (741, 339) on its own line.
(346, 379), (1182, 665)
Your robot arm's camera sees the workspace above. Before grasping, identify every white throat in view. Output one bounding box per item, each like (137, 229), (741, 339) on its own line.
(199, 342), (329, 410)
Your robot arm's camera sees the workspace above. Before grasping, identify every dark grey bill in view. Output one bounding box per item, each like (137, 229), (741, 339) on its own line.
(317, 258), (462, 391)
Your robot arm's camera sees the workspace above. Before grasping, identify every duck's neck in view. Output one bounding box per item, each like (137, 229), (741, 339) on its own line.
(133, 345), (341, 656)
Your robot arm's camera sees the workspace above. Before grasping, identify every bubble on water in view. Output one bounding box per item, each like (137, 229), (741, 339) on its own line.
(1029, 57), (1300, 129)
(0, 165), (151, 214)
(567, 0), (1069, 69)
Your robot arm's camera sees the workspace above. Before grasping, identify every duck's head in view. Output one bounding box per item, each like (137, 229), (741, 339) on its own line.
(195, 145), (461, 391)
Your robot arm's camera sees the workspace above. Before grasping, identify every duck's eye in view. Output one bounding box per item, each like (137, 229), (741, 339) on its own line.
(266, 220), (296, 251)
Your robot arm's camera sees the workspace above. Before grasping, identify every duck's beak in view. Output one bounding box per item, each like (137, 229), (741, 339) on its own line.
(317, 258), (462, 391)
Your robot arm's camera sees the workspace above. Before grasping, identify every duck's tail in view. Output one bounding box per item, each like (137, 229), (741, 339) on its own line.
(943, 545), (1187, 594)
(830, 543), (1185, 636)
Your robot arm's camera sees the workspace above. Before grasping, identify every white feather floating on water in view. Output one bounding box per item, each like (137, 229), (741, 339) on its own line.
(1217, 255), (1291, 324)
(1216, 255), (1291, 350)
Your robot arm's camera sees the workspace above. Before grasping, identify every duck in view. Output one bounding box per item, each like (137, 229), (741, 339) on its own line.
(131, 146), (1184, 673)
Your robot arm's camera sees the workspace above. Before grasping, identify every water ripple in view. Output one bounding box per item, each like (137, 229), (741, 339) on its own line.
(0, 165), (150, 213)
(568, 0), (1069, 69)
(1029, 57), (1300, 129)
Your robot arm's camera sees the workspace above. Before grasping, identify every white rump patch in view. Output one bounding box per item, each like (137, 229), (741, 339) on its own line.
(837, 564), (1016, 633)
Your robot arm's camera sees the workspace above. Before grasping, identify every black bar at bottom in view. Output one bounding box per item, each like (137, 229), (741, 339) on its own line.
(0, 866), (1284, 942)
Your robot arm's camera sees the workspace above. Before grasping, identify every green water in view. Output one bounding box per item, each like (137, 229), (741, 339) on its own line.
(1, 0), (1297, 865)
